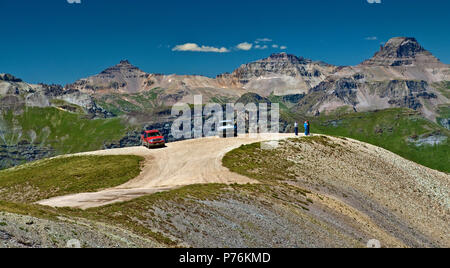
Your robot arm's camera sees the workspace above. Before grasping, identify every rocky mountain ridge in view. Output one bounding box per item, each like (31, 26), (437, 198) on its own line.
(67, 52), (337, 97)
(2, 37), (449, 122)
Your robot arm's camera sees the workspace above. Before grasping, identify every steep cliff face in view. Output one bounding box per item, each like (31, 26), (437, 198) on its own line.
(299, 78), (441, 116)
(0, 143), (55, 170)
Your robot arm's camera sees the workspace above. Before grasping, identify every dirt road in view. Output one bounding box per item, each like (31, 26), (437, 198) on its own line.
(37, 133), (295, 209)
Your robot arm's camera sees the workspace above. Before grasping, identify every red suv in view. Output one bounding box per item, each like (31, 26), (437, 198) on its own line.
(141, 130), (165, 148)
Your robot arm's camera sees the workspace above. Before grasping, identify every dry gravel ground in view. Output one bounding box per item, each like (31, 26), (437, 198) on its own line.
(0, 211), (161, 248)
(36, 134), (294, 209)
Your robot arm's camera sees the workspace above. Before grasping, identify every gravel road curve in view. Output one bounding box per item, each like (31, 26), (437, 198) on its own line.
(37, 134), (295, 209)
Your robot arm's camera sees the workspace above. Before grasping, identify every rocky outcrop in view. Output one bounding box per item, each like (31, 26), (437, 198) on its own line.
(297, 76), (443, 116)
(368, 80), (437, 110)
(439, 118), (450, 130)
(408, 132), (448, 146)
(104, 122), (174, 149)
(104, 131), (143, 149)
(308, 77), (359, 108)
(0, 74), (22, 83)
(0, 143), (55, 170)
(280, 94), (305, 103)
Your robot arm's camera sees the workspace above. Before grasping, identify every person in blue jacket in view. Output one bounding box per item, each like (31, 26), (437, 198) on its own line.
(304, 121), (310, 136)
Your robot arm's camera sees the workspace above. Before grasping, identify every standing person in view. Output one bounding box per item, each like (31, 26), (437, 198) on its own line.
(307, 120), (311, 136)
(294, 121), (299, 136)
(304, 121), (308, 136)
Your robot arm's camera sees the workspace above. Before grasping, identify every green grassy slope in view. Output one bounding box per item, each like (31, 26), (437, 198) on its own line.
(432, 81), (450, 99)
(95, 88), (166, 115)
(0, 106), (128, 154)
(309, 108), (449, 173)
(0, 155), (143, 203)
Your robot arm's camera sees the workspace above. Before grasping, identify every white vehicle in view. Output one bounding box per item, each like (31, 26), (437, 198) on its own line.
(218, 120), (237, 138)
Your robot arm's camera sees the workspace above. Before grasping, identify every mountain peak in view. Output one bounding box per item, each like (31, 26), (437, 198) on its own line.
(264, 52), (310, 64)
(68, 60), (149, 94)
(118, 59), (132, 65)
(362, 37), (442, 67)
(268, 52), (289, 58)
(382, 37), (425, 58)
(99, 60), (143, 75)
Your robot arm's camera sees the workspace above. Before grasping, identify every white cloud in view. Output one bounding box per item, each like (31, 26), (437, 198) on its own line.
(367, 0), (381, 3)
(172, 43), (230, 53)
(365, 36), (378, 41)
(67, 0), (81, 3)
(236, 42), (253, 51)
(255, 44), (268, 50)
(172, 39), (284, 53)
(255, 38), (272, 43)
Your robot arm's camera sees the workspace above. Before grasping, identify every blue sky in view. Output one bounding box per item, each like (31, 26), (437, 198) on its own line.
(1, 0), (449, 85)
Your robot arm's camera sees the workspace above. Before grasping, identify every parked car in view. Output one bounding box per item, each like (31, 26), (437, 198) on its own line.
(218, 120), (237, 138)
(141, 130), (166, 148)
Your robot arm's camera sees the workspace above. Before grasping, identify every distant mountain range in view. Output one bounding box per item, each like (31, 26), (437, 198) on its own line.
(1, 37), (448, 121)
